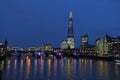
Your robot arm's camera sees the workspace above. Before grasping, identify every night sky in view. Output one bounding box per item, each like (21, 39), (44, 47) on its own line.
(0, 0), (120, 48)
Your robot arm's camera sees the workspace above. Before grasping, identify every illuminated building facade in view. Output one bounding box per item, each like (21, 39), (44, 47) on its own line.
(95, 36), (109, 55)
(81, 34), (88, 46)
(61, 40), (68, 49)
(80, 34), (95, 55)
(96, 35), (120, 56)
(108, 37), (120, 55)
(40, 44), (53, 51)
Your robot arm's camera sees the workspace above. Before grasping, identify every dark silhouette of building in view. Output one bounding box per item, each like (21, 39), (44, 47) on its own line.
(0, 38), (8, 53)
(4, 38), (8, 52)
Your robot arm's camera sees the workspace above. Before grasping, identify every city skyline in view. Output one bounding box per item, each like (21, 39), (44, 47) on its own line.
(0, 0), (120, 48)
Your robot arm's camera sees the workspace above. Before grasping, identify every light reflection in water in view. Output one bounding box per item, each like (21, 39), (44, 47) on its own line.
(34, 59), (37, 69)
(20, 59), (23, 71)
(57, 59), (62, 80)
(33, 59), (37, 80)
(14, 59), (17, 69)
(7, 59), (10, 70)
(12, 59), (17, 80)
(19, 59), (23, 80)
(40, 57), (44, 80)
(47, 59), (51, 79)
(53, 57), (57, 80)
(115, 64), (120, 79)
(0, 61), (4, 71)
(6, 59), (10, 80)
(0, 61), (4, 80)
(1, 57), (120, 80)
(67, 58), (71, 80)
(25, 56), (30, 80)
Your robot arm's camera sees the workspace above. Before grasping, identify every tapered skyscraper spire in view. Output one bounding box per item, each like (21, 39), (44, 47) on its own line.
(67, 11), (74, 38)
(61, 11), (75, 49)
(67, 11), (75, 49)
(69, 11), (72, 18)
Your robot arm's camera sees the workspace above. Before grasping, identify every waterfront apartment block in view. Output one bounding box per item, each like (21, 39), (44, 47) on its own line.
(95, 35), (120, 56)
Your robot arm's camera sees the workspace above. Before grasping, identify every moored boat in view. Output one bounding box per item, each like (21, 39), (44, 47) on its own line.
(114, 55), (120, 63)
(114, 60), (120, 63)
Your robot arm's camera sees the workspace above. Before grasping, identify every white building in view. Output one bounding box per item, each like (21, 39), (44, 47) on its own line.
(40, 44), (53, 51)
(95, 35), (109, 55)
(61, 40), (68, 49)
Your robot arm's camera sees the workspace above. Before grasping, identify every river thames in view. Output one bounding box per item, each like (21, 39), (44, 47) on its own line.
(0, 56), (120, 80)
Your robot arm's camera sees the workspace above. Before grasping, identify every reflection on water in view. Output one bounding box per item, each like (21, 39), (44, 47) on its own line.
(0, 56), (120, 80)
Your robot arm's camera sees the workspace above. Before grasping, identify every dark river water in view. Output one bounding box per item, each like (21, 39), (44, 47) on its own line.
(0, 56), (120, 80)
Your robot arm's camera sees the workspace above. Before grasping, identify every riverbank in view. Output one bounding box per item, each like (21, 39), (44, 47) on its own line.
(0, 54), (118, 62)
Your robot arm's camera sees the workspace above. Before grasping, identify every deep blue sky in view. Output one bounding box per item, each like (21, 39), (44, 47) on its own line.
(0, 0), (120, 48)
